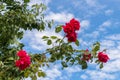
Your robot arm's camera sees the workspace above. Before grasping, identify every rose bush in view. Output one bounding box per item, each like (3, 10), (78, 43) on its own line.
(0, 0), (110, 80)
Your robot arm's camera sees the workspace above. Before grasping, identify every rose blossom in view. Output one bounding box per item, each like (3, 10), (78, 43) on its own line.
(98, 52), (109, 63)
(15, 50), (31, 70)
(70, 18), (80, 30)
(15, 57), (31, 70)
(82, 49), (91, 61)
(62, 18), (80, 42)
(66, 32), (77, 42)
(62, 23), (75, 34)
(17, 50), (28, 58)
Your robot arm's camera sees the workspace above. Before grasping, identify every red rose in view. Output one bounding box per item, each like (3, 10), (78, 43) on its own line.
(15, 56), (31, 70)
(17, 50), (28, 58)
(82, 49), (91, 61)
(66, 32), (77, 42)
(70, 18), (80, 31)
(62, 18), (80, 42)
(82, 54), (91, 61)
(15, 50), (31, 70)
(15, 57), (31, 70)
(62, 23), (75, 34)
(98, 52), (109, 63)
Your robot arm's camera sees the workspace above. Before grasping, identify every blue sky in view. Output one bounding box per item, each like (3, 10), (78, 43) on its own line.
(23, 0), (120, 80)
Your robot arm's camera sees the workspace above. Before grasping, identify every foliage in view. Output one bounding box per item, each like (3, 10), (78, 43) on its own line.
(0, 0), (109, 80)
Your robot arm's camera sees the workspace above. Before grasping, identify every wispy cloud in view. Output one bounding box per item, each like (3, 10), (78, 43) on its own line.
(84, 70), (115, 80)
(39, 64), (62, 80)
(45, 12), (74, 23)
(85, 0), (97, 7)
(105, 9), (113, 15)
(22, 29), (62, 51)
(72, 0), (105, 18)
(105, 34), (120, 41)
(99, 20), (112, 31)
(100, 40), (115, 49)
(81, 20), (90, 29)
(28, 0), (51, 6)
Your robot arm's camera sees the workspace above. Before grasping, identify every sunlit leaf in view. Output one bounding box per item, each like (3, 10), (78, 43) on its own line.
(50, 36), (57, 39)
(55, 25), (62, 33)
(75, 39), (79, 46)
(47, 40), (52, 45)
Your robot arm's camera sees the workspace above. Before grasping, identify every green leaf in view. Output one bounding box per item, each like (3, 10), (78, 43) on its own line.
(49, 57), (56, 62)
(61, 61), (68, 67)
(24, 71), (29, 78)
(37, 71), (46, 77)
(66, 57), (71, 62)
(81, 61), (88, 69)
(95, 60), (100, 64)
(24, 0), (30, 3)
(50, 36), (57, 39)
(7, 57), (14, 61)
(75, 57), (80, 61)
(48, 22), (52, 28)
(42, 36), (49, 39)
(47, 40), (52, 45)
(48, 20), (54, 28)
(31, 75), (37, 80)
(41, 72), (46, 77)
(68, 45), (73, 51)
(100, 63), (103, 69)
(75, 39), (79, 46)
(70, 58), (75, 65)
(55, 39), (61, 43)
(92, 42), (100, 51)
(55, 25), (62, 33)
(38, 72), (41, 77)
(0, 61), (3, 66)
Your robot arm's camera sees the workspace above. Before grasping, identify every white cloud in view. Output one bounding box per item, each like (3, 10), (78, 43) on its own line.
(83, 20), (112, 39)
(84, 31), (99, 39)
(80, 74), (88, 80)
(39, 65), (81, 80)
(39, 65), (61, 80)
(81, 20), (90, 29)
(85, 70), (115, 80)
(28, 0), (51, 6)
(22, 29), (62, 51)
(105, 34), (120, 41)
(45, 12), (74, 23)
(58, 66), (81, 80)
(25, 64), (62, 80)
(99, 20), (111, 31)
(105, 9), (113, 15)
(73, 0), (105, 18)
(102, 59), (120, 73)
(101, 21), (111, 27)
(77, 20), (90, 33)
(85, 0), (97, 7)
(100, 40), (115, 49)
(65, 66), (81, 74)
(111, 49), (120, 58)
